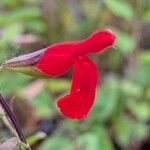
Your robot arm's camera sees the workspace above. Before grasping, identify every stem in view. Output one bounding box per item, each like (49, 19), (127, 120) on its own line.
(0, 106), (19, 137)
(0, 94), (27, 144)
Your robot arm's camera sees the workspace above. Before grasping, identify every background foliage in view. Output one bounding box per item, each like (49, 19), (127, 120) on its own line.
(0, 0), (150, 150)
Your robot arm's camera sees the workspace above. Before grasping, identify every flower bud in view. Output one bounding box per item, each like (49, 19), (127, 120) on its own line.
(1, 49), (48, 77)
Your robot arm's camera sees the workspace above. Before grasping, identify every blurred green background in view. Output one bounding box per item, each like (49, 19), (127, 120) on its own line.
(0, 0), (150, 150)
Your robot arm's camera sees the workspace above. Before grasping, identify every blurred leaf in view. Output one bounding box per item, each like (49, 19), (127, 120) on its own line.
(34, 106), (52, 118)
(128, 64), (150, 86)
(114, 114), (149, 147)
(113, 29), (135, 54)
(0, 23), (23, 47)
(82, 1), (101, 19)
(26, 20), (46, 33)
(0, 7), (41, 25)
(32, 91), (54, 118)
(38, 126), (113, 150)
(38, 135), (71, 150)
(91, 77), (119, 121)
(120, 79), (143, 98)
(32, 90), (52, 107)
(105, 0), (134, 21)
(127, 100), (150, 121)
(113, 115), (136, 146)
(0, 0), (22, 8)
(108, 51), (123, 70)
(0, 50), (8, 63)
(97, 128), (113, 150)
(0, 72), (29, 94)
(146, 87), (150, 100)
(75, 127), (113, 150)
(46, 79), (70, 92)
(138, 51), (150, 64)
(75, 133), (100, 150)
(27, 132), (46, 146)
(143, 9), (150, 22)
(134, 122), (149, 139)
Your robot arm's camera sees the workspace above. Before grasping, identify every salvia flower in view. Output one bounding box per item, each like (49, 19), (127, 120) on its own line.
(2, 30), (116, 119)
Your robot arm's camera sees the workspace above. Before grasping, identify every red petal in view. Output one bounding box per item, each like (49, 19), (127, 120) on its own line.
(35, 43), (80, 77)
(57, 56), (98, 119)
(35, 30), (116, 77)
(80, 30), (116, 53)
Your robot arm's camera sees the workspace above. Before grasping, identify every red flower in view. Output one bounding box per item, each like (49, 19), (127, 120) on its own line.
(35, 30), (116, 119)
(36, 30), (116, 77)
(3, 30), (116, 119)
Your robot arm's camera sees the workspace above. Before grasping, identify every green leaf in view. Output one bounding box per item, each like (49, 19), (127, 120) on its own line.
(0, 50), (8, 63)
(146, 87), (150, 100)
(91, 77), (119, 121)
(114, 29), (135, 54)
(113, 114), (149, 147)
(138, 51), (150, 64)
(0, 0), (22, 8)
(127, 100), (150, 121)
(0, 7), (41, 25)
(76, 133), (100, 150)
(75, 128), (113, 150)
(134, 122), (149, 139)
(0, 23), (23, 46)
(26, 20), (46, 33)
(38, 135), (71, 150)
(27, 132), (46, 146)
(120, 79), (143, 98)
(0, 72), (29, 94)
(46, 79), (70, 92)
(105, 0), (134, 21)
(128, 64), (150, 86)
(32, 91), (54, 118)
(113, 115), (135, 146)
(32, 91), (52, 107)
(143, 9), (150, 22)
